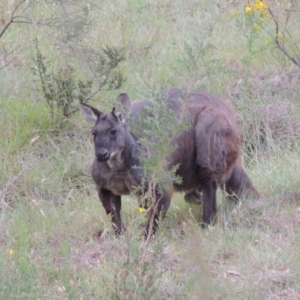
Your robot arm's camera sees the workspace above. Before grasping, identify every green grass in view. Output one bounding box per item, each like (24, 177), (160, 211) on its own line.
(1, 0), (300, 299)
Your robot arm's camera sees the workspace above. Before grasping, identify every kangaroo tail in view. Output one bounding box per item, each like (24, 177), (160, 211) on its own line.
(224, 160), (259, 200)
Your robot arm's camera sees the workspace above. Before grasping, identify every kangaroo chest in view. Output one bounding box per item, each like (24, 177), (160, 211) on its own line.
(104, 171), (137, 196)
(93, 162), (141, 196)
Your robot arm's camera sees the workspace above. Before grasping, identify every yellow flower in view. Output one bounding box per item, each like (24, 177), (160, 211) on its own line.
(245, 6), (253, 14)
(254, 24), (261, 30)
(7, 249), (14, 255)
(138, 207), (146, 214)
(255, 0), (268, 10)
(276, 33), (284, 40)
(231, 11), (237, 18)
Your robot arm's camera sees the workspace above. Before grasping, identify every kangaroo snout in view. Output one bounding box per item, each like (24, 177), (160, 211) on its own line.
(95, 148), (109, 161)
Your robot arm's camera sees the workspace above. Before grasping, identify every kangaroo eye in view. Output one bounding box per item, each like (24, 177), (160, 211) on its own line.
(110, 130), (117, 136)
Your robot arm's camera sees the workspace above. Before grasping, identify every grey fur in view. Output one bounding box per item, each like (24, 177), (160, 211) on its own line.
(80, 88), (259, 236)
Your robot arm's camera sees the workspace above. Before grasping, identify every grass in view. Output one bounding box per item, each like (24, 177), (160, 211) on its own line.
(1, 0), (300, 299)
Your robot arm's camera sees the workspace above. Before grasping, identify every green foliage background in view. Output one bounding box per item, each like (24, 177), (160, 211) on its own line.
(1, 1), (300, 299)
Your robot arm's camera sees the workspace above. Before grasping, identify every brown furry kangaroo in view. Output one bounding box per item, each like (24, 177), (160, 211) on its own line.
(80, 88), (259, 236)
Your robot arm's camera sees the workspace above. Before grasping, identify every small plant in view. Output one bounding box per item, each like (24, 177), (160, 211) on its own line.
(32, 40), (124, 125)
(234, 0), (300, 68)
(173, 19), (220, 89)
(229, 1), (300, 153)
(130, 88), (190, 241)
(117, 236), (166, 299)
(32, 41), (92, 123)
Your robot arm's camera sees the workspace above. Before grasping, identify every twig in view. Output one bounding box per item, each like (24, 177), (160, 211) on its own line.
(0, 0), (27, 39)
(78, 285), (95, 300)
(0, 162), (33, 224)
(268, 8), (300, 68)
(144, 181), (158, 247)
(0, 162), (36, 211)
(0, 175), (19, 204)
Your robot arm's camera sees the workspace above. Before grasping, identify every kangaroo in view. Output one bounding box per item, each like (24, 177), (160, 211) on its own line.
(80, 88), (259, 236)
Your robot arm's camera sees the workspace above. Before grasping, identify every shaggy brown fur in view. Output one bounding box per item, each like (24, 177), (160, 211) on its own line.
(80, 88), (259, 236)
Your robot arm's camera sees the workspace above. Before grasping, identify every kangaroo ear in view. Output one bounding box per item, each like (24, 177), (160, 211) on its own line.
(116, 93), (131, 114)
(79, 102), (102, 124)
(112, 107), (125, 125)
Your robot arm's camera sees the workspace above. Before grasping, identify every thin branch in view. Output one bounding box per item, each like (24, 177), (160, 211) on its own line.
(0, 0), (27, 39)
(78, 285), (95, 300)
(0, 161), (35, 224)
(0, 39), (36, 70)
(268, 8), (300, 68)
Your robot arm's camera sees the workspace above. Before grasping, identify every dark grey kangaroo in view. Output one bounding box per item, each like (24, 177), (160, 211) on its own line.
(80, 88), (259, 236)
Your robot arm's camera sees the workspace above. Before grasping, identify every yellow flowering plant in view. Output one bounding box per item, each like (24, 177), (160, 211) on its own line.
(7, 249), (15, 255)
(238, 1), (300, 68)
(245, 0), (270, 26)
(138, 206), (146, 214)
(245, 0), (268, 15)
